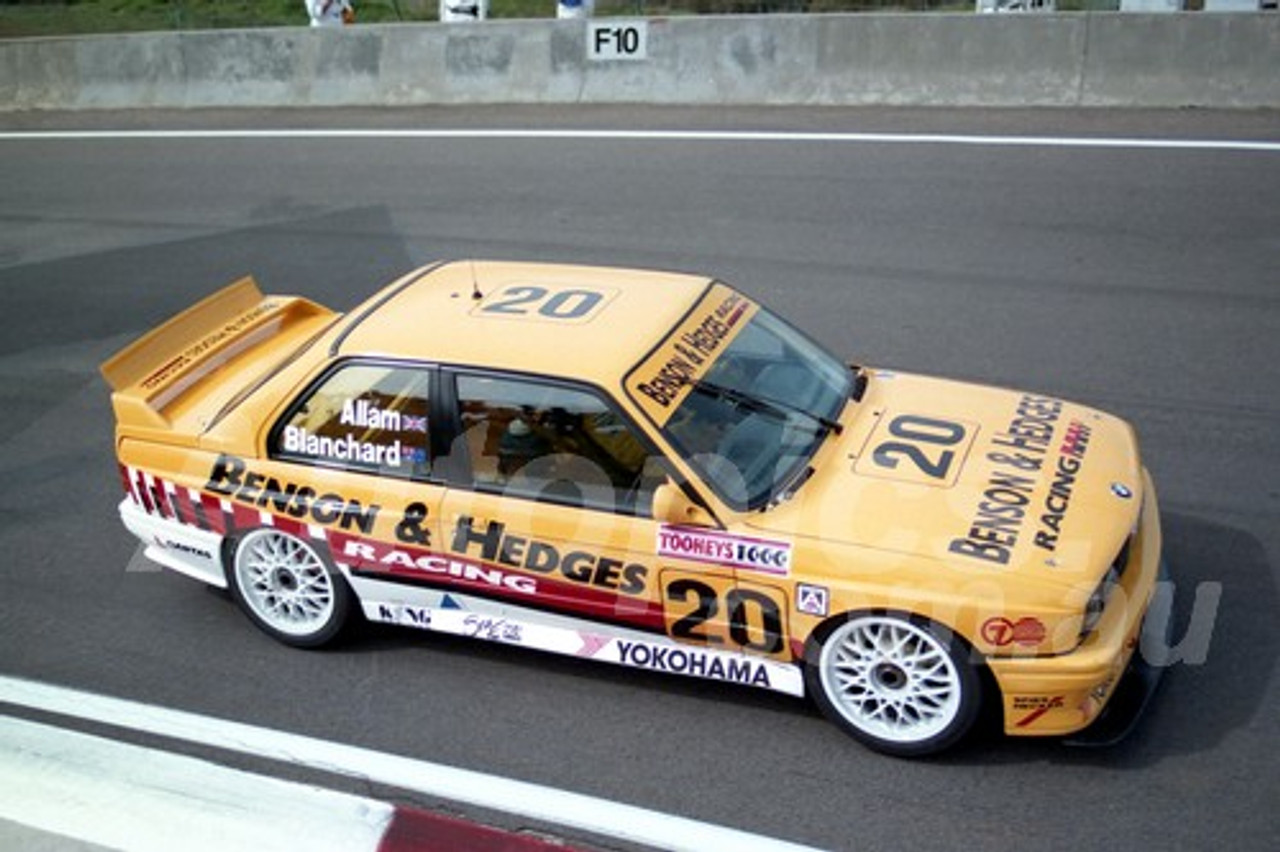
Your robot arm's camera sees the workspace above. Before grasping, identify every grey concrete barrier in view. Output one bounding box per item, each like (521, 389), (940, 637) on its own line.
(2, 13), (1277, 111)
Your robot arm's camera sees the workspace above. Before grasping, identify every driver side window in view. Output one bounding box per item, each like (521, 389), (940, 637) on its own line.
(453, 373), (663, 515)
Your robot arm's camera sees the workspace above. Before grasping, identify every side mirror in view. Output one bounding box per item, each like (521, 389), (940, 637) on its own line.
(652, 480), (717, 527)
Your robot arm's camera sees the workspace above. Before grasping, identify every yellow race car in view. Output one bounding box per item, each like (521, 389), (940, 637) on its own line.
(102, 261), (1166, 756)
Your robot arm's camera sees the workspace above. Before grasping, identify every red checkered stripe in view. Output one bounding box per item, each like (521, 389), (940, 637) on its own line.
(118, 463), (329, 547)
(116, 464), (669, 632)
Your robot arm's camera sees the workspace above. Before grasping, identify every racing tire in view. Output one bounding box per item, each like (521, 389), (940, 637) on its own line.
(805, 612), (981, 757)
(227, 528), (352, 649)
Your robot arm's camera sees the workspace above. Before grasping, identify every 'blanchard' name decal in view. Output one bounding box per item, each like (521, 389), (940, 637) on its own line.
(281, 425), (422, 466)
(279, 398), (429, 467)
(656, 526), (792, 575)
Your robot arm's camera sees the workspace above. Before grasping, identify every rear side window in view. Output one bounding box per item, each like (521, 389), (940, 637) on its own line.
(273, 363), (432, 479)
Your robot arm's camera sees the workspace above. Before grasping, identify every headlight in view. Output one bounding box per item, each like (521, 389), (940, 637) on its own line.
(1079, 527), (1137, 643)
(1080, 564), (1122, 640)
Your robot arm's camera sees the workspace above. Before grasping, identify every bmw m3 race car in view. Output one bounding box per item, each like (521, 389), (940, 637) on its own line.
(102, 261), (1165, 756)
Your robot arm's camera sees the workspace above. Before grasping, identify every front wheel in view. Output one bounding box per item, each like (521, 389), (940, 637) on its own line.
(228, 528), (351, 648)
(806, 613), (981, 757)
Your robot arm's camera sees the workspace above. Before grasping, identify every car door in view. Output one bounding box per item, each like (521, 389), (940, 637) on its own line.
(436, 368), (753, 647)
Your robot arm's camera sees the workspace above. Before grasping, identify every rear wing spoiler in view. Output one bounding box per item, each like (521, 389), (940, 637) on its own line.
(101, 277), (332, 430)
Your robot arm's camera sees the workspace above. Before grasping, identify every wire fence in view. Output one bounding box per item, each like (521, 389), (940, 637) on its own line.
(0, 0), (1250, 39)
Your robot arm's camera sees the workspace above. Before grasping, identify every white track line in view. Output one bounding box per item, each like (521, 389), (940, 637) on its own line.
(0, 715), (393, 852)
(0, 675), (826, 852)
(0, 128), (1276, 152)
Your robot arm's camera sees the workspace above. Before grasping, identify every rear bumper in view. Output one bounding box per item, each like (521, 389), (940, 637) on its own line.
(119, 497), (228, 588)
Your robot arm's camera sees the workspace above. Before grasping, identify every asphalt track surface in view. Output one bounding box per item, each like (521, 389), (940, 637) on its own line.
(1, 106), (1278, 851)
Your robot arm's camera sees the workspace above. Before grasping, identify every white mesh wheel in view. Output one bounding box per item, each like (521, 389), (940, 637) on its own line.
(229, 528), (351, 648)
(808, 614), (980, 757)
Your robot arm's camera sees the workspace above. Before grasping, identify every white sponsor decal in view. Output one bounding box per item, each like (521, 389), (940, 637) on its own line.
(656, 526), (792, 575)
(283, 424), (415, 466)
(340, 539), (538, 595)
(340, 398), (400, 430)
(378, 603), (434, 629)
(156, 538), (213, 561)
(364, 599), (805, 696)
(608, 639), (772, 688)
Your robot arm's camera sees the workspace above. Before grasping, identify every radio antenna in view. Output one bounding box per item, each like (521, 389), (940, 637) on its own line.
(470, 260), (483, 301)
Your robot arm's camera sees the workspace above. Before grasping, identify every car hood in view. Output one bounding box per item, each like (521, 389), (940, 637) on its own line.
(747, 369), (1143, 588)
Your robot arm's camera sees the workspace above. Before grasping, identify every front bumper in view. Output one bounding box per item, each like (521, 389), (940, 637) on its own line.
(1064, 559), (1170, 746)
(987, 467), (1165, 739)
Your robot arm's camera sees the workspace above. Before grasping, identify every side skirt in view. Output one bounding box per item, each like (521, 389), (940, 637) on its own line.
(347, 573), (806, 698)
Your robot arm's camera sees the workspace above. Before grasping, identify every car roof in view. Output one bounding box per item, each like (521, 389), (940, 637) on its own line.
(331, 261), (716, 387)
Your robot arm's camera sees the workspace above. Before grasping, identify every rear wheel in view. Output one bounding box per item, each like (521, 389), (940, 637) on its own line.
(806, 613), (981, 757)
(228, 528), (351, 648)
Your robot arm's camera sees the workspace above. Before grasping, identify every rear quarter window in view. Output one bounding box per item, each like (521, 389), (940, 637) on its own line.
(272, 363), (432, 479)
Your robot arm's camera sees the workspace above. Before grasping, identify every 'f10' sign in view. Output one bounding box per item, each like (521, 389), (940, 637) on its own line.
(588, 21), (648, 61)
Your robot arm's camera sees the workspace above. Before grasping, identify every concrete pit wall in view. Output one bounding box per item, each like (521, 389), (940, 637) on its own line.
(1, 13), (1277, 111)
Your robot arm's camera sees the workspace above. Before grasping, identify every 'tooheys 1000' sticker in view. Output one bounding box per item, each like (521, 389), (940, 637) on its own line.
(657, 525), (792, 576)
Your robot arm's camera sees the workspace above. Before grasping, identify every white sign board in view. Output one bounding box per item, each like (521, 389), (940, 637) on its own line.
(587, 21), (649, 62)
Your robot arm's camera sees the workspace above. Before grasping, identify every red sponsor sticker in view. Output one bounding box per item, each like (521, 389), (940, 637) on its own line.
(981, 616), (1047, 647)
(1013, 695), (1065, 727)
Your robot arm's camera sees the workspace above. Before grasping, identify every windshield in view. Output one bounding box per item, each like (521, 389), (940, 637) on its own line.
(626, 286), (852, 511)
